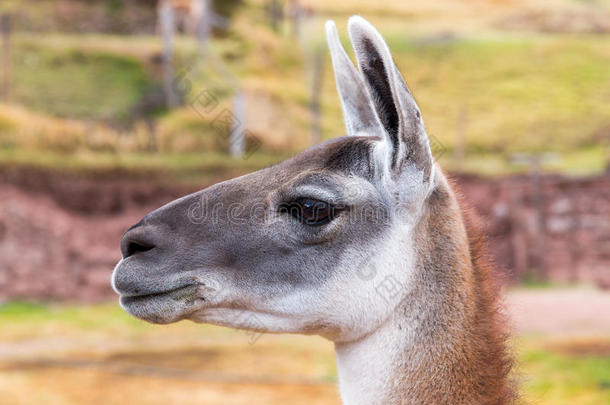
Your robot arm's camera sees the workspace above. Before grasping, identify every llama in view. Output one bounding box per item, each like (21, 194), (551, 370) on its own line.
(112, 16), (514, 405)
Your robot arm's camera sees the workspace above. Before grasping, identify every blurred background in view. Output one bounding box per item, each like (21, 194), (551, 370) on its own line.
(0, 0), (609, 404)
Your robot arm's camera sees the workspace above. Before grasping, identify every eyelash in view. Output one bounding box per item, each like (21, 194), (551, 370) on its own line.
(278, 197), (341, 226)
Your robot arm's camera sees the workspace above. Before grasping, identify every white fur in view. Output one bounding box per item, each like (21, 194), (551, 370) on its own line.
(335, 316), (412, 405)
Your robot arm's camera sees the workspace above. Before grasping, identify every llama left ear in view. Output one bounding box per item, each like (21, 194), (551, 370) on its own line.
(325, 20), (385, 139)
(348, 16), (433, 182)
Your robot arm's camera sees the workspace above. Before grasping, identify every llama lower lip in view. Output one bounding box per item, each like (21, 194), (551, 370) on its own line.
(120, 284), (200, 304)
(119, 283), (204, 325)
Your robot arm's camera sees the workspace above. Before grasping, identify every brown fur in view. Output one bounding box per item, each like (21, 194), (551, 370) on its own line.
(456, 182), (516, 404)
(394, 173), (515, 404)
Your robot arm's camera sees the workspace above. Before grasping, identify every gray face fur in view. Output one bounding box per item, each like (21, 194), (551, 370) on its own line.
(112, 16), (436, 344)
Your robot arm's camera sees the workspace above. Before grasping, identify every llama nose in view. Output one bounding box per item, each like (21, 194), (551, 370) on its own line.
(120, 222), (158, 259)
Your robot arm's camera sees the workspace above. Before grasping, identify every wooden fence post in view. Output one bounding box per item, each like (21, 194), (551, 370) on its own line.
(191, 0), (211, 51)
(507, 180), (528, 281)
(568, 180), (582, 283)
(531, 156), (548, 280)
(288, 0), (302, 40)
(510, 152), (557, 281)
(230, 91), (246, 157)
(159, 1), (179, 108)
(268, 0), (282, 32)
(310, 48), (324, 146)
(1, 13), (11, 102)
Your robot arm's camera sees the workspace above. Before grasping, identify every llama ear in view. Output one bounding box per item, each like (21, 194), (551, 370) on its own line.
(325, 20), (385, 139)
(348, 16), (433, 181)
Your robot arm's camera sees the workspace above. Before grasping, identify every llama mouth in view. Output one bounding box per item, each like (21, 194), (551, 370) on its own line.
(119, 283), (206, 325)
(120, 283), (201, 304)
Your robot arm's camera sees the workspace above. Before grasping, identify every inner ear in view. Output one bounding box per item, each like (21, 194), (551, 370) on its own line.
(359, 38), (400, 149)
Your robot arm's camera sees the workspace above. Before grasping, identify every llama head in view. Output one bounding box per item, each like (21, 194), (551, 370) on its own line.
(112, 16), (436, 343)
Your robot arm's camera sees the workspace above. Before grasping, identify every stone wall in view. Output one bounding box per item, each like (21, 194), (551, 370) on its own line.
(455, 173), (610, 286)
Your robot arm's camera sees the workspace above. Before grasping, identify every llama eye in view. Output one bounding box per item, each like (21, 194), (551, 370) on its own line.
(279, 198), (338, 226)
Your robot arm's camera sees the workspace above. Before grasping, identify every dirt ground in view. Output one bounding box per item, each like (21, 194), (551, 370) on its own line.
(507, 287), (610, 336)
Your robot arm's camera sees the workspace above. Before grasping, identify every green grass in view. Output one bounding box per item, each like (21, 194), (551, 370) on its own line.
(12, 35), (154, 121)
(316, 34), (610, 161)
(0, 301), (48, 317)
(0, 301), (128, 331)
(0, 301), (254, 343)
(519, 341), (610, 405)
(0, 148), (288, 185)
(0, 148), (284, 171)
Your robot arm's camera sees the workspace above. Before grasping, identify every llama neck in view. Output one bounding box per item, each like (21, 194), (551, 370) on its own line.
(334, 309), (424, 405)
(335, 183), (513, 405)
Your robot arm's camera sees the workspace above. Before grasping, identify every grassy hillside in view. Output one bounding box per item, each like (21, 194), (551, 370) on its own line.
(12, 37), (152, 121)
(313, 31), (610, 174)
(1, 0), (609, 177)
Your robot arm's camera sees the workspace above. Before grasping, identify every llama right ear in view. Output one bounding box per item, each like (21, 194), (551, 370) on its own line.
(348, 16), (434, 183)
(325, 20), (385, 139)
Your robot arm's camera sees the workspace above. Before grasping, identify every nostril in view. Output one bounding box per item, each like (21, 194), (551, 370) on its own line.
(121, 221), (160, 259)
(124, 240), (155, 258)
